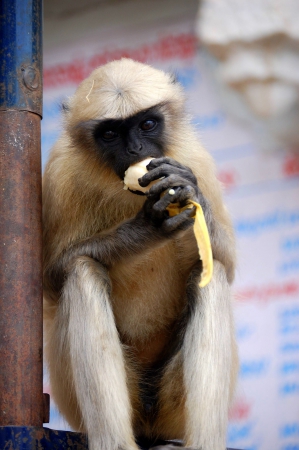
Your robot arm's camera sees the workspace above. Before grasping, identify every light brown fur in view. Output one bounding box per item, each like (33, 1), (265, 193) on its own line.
(43, 59), (238, 450)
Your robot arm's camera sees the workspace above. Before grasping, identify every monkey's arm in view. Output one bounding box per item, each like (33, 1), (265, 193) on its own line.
(46, 156), (233, 291)
(45, 194), (195, 292)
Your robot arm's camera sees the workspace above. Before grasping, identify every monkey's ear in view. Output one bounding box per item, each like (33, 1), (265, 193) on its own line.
(169, 72), (179, 85)
(61, 99), (71, 114)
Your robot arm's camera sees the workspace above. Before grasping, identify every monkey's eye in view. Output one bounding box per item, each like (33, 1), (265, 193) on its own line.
(139, 119), (157, 131)
(102, 130), (118, 141)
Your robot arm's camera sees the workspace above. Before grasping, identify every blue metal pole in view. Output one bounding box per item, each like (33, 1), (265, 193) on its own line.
(0, 0), (44, 428)
(0, 0), (42, 115)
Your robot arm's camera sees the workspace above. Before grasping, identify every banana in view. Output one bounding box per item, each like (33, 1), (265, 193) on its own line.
(166, 201), (213, 288)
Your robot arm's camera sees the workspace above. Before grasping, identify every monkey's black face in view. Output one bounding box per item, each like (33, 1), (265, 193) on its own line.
(91, 106), (166, 179)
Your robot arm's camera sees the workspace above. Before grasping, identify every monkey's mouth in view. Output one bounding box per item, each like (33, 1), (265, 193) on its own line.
(128, 188), (146, 196)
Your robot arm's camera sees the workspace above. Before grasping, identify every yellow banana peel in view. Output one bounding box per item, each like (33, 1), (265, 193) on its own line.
(166, 201), (213, 288)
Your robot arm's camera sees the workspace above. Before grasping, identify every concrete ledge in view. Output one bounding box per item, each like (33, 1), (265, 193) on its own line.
(0, 426), (243, 449)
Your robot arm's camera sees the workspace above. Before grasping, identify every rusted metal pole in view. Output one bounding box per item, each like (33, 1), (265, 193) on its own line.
(0, 0), (43, 427)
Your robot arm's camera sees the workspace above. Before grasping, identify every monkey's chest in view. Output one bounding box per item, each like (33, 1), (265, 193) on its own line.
(108, 245), (187, 347)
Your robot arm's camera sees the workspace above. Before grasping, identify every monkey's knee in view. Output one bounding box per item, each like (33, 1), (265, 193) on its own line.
(66, 255), (112, 295)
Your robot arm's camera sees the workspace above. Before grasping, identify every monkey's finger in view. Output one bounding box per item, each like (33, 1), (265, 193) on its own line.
(146, 175), (189, 198)
(152, 185), (197, 213)
(147, 157), (197, 184)
(172, 185), (199, 204)
(151, 186), (183, 212)
(139, 164), (197, 188)
(162, 208), (195, 234)
(142, 197), (170, 224)
(165, 184), (208, 216)
(147, 156), (191, 172)
(142, 197), (159, 217)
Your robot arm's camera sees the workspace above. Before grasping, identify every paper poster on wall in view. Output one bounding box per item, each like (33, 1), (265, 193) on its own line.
(43, 17), (299, 450)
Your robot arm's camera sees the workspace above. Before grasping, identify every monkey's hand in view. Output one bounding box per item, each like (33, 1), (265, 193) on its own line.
(138, 157), (209, 235)
(138, 156), (235, 284)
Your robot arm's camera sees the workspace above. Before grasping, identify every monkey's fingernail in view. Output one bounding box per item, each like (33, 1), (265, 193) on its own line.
(169, 189), (175, 195)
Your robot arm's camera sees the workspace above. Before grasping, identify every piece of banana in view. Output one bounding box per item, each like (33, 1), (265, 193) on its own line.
(123, 158), (155, 193)
(123, 159), (213, 287)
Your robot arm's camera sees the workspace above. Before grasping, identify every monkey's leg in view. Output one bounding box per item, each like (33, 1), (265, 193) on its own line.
(45, 302), (83, 431)
(182, 260), (238, 450)
(152, 261), (237, 450)
(59, 256), (138, 450)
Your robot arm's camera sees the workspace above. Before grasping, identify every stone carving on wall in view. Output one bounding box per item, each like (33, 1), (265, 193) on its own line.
(197, 0), (299, 150)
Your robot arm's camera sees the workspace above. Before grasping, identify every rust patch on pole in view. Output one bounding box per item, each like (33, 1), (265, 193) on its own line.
(0, 110), (43, 426)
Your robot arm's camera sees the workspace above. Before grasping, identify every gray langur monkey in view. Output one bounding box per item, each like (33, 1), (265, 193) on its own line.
(43, 58), (238, 450)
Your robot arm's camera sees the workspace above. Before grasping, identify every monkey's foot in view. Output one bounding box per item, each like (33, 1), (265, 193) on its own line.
(137, 437), (182, 450)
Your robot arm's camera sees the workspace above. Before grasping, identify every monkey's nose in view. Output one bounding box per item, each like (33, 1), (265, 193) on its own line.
(127, 144), (143, 155)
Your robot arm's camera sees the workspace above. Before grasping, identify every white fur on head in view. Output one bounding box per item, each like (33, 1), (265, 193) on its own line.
(67, 58), (185, 122)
